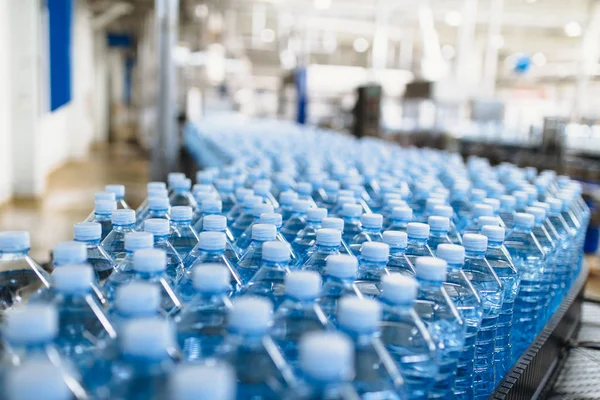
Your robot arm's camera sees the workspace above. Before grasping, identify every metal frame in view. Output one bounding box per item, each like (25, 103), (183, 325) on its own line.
(490, 262), (589, 400)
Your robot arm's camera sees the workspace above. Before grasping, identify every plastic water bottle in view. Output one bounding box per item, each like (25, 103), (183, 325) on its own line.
(421, 197), (445, 223)
(426, 216), (452, 256)
(379, 274), (437, 400)
(84, 192), (116, 222)
(546, 198), (572, 309)
(330, 195), (356, 219)
(383, 231), (415, 276)
(462, 204), (495, 235)
(183, 231), (242, 291)
(169, 363), (237, 400)
(498, 195), (516, 232)
(513, 191), (528, 213)
(169, 178), (197, 208)
(175, 264), (232, 359)
(192, 199), (223, 233)
(436, 244), (482, 399)
(101, 209), (136, 262)
(349, 213), (384, 255)
(339, 204), (363, 242)
(105, 184), (130, 209)
(292, 332), (359, 400)
(337, 297), (405, 399)
(89, 199), (117, 240)
(259, 212), (292, 250)
(106, 318), (178, 399)
(302, 229), (343, 275)
(234, 203), (275, 252)
(136, 182), (167, 217)
(354, 242), (389, 297)
(0, 231), (50, 308)
(244, 241), (292, 307)
(281, 200), (311, 242)
(382, 200), (407, 227)
(112, 231), (154, 273)
(291, 208), (327, 261)
(319, 180), (340, 211)
(136, 191), (170, 228)
(431, 205), (462, 244)
(34, 265), (117, 363)
(316, 255), (362, 324)
(272, 271), (328, 366)
(450, 184), (471, 233)
(504, 212), (545, 360)
(144, 219), (185, 283)
(236, 224), (277, 284)
(413, 257), (465, 399)
(297, 182), (317, 208)
(480, 225), (520, 383)
(405, 223), (433, 266)
(277, 191), (299, 223)
(5, 359), (77, 400)
(321, 217), (353, 255)
(168, 172), (186, 194)
(108, 282), (163, 335)
(199, 215), (239, 262)
(105, 248), (182, 315)
(230, 195), (263, 239)
(254, 182), (280, 209)
(169, 206), (199, 260)
(526, 206), (555, 328)
(216, 297), (295, 398)
(461, 234), (503, 398)
(215, 179), (236, 214)
(226, 188), (255, 226)
(74, 222), (117, 281)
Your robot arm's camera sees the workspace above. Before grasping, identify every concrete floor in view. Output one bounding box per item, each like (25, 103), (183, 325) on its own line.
(0, 144), (149, 262)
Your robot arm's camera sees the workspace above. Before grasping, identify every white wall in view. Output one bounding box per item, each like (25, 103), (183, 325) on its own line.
(0, 0), (13, 203)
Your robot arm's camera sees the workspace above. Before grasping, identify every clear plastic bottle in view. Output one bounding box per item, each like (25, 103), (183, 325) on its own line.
(105, 248), (182, 315)
(227, 188), (256, 227)
(112, 231), (154, 274)
(106, 318), (178, 399)
(215, 179), (236, 214)
(319, 180), (341, 211)
(244, 241), (292, 307)
(169, 178), (197, 208)
(292, 208), (327, 262)
(234, 203), (274, 252)
(426, 216), (452, 256)
(277, 191), (299, 223)
(89, 199), (117, 241)
(330, 195), (356, 219)
(504, 212), (546, 360)
(199, 215), (240, 262)
(192, 198), (222, 233)
(436, 244), (482, 399)
(337, 297), (405, 399)
(379, 274), (438, 400)
(480, 225), (520, 383)
(498, 195), (516, 232)
(461, 234), (503, 398)
(236, 224), (277, 284)
(281, 200), (311, 242)
(169, 363), (237, 400)
(108, 282), (163, 335)
(254, 182), (280, 209)
(386, 206), (413, 233)
(296, 182), (317, 208)
(136, 182), (167, 221)
(321, 217), (353, 255)
(349, 213), (384, 255)
(216, 297), (296, 398)
(144, 219), (185, 283)
(405, 222), (433, 266)
(413, 257), (465, 399)
(272, 271), (328, 367)
(230, 195), (263, 239)
(169, 206), (200, 260)
(355, 242), (390, 297)
(168, 172), (186, 194)
(5, 359), (78, 400)
(291, 332), (359, 400)
(84, 192), (116, 222)
(302, 229), (343, 275)
(0, 231), (50, 308)
(74, 222), (116, 282)
(138, 197), (170, 229)
(546, 198), (573, 309)
(105, 184), (130, 209)
(431, 205), (462, 244)
(175, 264), (232, 360)
(336, 204), (361, 244)
(101, 209), (136, 262)
(462, 204), (495, 235)
(383, 231), (415, 276)
(182, 231), (242, 292)
(316, 255), (362, 324)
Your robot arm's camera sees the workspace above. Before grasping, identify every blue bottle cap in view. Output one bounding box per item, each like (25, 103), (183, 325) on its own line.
(478, 216), (499, 229)
(316, 228), (341, 246)
(259, 213), (283, 229)
(215, 179), (234, 191)
(105, 184), (125, 198)
(338, 297), (381, 334)
(51, 264), (94, 293)
(116, 282), (160, 315)
(3, 305), (58, 344)
(392, 206), (413, 221)
(147, 181), (167, 191)
(326, 255), (357, 278)
(201, 199), (223, 214)
(134, 249), (166, 273)
(74, 222), (101, 241)
(261, 241), (290, 263)
(500, 195), (516, 211)
(193, 191), (216, 204)
(95, 191), (116, 201)
(168, 172), (186, 186)
(171, 206), (193, 221)
(170, 363), (236, 400)
(112, 209), (135, 225)
(323, 180), (340, 192)
(473, 204), (494, 218)
(242, 195), (262, 210)
(432, 205), (452, 219)
(285, 271), (321, 300)
(196, 170), (214, 184)
(193, 264), (231, 293)
(514, 212), (535, 228)
(121, 318), (174, 359)
(361, 213), (383, 229)
(95, 199), (117, 214)
(306, 208), (327, 222)
(407, 222), (429, 239)
(340, 203), (362, 218)
(382, 231), (407, 249)
(172, 178), (192, 191)
(299, 332), (354, 382)
(548, 198), (562, 214)
(279, 191), (298, 205)
(360, 242), (389, 262)
(526, 206), (546, 225)
(428, 216), (449, 232)
(296, 182), (312, 195)
(144, 219), (170, 236)
(481, 225), (505, 243)
(380, 274), (418, 304)
(321, 217), (344, 231)
(198, 231), (226, 250)
(148, 188), (169, 198)
(7, 360), (70, 400)
(228, 297), (272, 334)
(0, 231), (30, 252)
(252, 203), (274, 218)
(462, 233), (488, 252)
(436, 244), (465, 264)
(251, 224), (277, 241)
(52, 241), (87, 265)
(202, 215), (227, 232)
(292, 199), (311, 213)
(149, 197), (170, 211)
(124, 232), (154, 251)
(415, 257), (447, 281)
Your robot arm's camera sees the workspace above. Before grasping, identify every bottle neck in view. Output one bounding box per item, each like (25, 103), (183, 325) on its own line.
(306, 220), (322, 228)
(513, 225), (532, 234)
(465, 249), (486, 259)
(380, 297), (413, 311)
(149, 209), (169, 217)
(342, 216), (359, 224)
(75, 238), (101, 246)
(0, 249), (29, 258)
(360, 258), (387, 267)
(416, 276), (444, 289)
(389, 246), (406, 255)
(316, 243), (340, 253)
(134, 270), (165, 280)
(362, 227), (381, 234)
(408, 237), (428, 245)
(429, 229), (449, 238)
(95, 212), (112, 220)
(487, 240), (503, 249)
(112, 223), (135, 232)
(171, 220), (191, 227)
(153, 234), (169, 243)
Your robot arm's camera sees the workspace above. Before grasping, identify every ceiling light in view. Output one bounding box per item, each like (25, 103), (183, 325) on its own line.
(532, 52), (547, 66)
(260, 28), (275, 43)
(445, 11), (462, 27)
(314, 0), (331, 10)
(353, 37), (369, 53)
(564, 21), (582, 37)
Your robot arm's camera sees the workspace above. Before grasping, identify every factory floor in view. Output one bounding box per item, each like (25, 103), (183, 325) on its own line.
(0, 143), (599, 299)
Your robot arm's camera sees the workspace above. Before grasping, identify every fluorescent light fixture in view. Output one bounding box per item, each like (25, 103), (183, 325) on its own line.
(260, 28), (275, 43)
(353, 37), (369, 53)
(532, 52), (547, 66)
(314, 0), (332, 10)
(564, 21), (582, 37)
(445, 11), (462, 27)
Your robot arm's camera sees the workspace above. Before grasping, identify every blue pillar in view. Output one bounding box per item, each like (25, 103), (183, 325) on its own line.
(48, 0), (73, 111)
